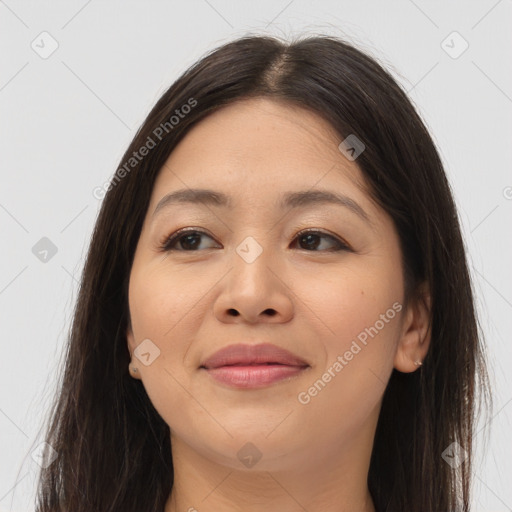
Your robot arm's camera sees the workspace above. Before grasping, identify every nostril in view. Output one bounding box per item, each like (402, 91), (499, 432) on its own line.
(227, 308), (239, 316)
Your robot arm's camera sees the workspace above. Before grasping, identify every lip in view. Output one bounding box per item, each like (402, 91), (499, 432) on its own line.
(201, 343), (308, 369)
(200, 343), (310, 389)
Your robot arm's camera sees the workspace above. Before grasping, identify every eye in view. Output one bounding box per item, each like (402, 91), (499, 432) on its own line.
(159, 228), (220, 252)
(159, 228), (351, 252)
(291, 229), (351, 252)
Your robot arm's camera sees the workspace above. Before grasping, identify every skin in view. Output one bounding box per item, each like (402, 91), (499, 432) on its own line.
(126, 98), (431, 512)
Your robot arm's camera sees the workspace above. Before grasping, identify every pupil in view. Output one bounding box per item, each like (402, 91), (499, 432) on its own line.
(301, 234), (319, 249)
(182, 234), (200, 250)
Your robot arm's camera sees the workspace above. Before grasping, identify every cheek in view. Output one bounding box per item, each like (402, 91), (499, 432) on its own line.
(128, 269), (206, 430)
(296, 261), (403, 346)
(293, 262), (403, 418)
(129, 264), (207, 339)
(294, 262), (403, 414)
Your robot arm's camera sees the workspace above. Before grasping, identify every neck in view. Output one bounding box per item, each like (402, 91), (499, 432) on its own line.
(164, 427), (377, 512)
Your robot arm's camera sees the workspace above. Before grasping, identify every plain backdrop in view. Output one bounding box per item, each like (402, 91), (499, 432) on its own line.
(1, 1), (511, 510)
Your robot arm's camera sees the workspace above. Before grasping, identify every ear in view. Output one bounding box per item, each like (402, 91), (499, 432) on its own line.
(126, 320), (141, 380)
(126, 317), (136, 352)
(394, 282), (432, 373)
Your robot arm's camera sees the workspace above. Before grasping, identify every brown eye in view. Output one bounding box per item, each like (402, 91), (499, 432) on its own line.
(292, 230), (351, 252)
(159, 228), (351, 253)
(160, 229), (220, 251)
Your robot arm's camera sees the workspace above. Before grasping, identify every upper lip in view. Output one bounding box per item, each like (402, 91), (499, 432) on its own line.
(200, 343), (309, 369)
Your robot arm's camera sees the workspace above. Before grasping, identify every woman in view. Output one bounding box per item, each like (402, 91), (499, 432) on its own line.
(35, 34), (490, 511)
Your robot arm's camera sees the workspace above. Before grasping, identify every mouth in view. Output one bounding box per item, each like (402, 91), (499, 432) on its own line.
(200, 363), (309, 388)
(199, 343), (310, 389)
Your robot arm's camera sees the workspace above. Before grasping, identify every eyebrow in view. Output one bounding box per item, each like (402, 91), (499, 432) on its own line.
(152, 188), (372, 225)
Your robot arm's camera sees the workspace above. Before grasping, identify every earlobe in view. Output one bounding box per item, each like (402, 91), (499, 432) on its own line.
(393, 283), (432, 373)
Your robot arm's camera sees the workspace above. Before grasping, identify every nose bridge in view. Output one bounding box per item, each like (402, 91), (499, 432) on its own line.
(213, 232), (294, 323)
(235, 235), (266, 266)
(230, 233), (276, 294)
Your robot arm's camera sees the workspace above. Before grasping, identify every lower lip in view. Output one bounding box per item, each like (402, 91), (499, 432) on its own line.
(203, 364), (308, 388)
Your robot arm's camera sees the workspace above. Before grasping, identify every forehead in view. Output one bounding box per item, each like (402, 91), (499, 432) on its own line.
(150, 98), (373, 210)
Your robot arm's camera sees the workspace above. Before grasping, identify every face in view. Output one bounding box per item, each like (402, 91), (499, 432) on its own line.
(126, 98), (423, 473)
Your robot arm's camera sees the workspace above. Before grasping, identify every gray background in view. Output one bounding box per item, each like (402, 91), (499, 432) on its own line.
(1, 1), (511, 510)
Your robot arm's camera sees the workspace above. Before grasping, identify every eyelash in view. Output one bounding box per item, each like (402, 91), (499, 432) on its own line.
(158, 227), (352, 253)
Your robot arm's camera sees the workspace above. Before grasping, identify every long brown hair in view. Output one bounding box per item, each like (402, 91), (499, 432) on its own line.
(34, 34), (491, 511)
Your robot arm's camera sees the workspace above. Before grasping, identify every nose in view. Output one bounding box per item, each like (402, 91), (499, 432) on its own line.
(213, 239), (294, 325)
